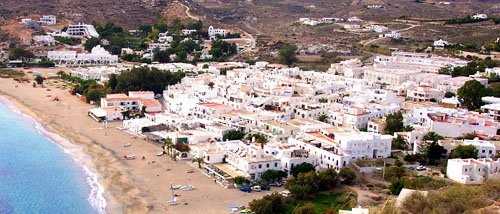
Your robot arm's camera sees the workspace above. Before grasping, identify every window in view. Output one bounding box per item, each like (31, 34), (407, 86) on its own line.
(266, 163), (269, 168)
(274, 163), (278, 167)
(258, 164), (262, 169)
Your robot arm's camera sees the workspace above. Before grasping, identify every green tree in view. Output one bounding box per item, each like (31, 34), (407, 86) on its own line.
(233, 176), (249, 185)
(385, 111), (404, 135)
(163, 137), (174, 155)
(285, 171), (319, 199)
(172, 150), (179, 161)
(279, 43), (298, 66)
(8, 48), (34, 60)
(459, 133), (477, 140)
(291, 162), (315, 177)
(186, 20), (203, 31)
(153, 50), (170, 63)
(339, 167), (357, 185)
(249, 133), (268, 149)
(115, 67), (185, 94)
(154, 22), (168, 33)
(457, 80), (486, 110)
(421, 132), (446, 165)
(38, 60), (55, 67)
(422, 132), (444, 143)
(318, 114), (329, 123)
(121, 110), (131, 120)
(390, 179), (404, 195)
(249, 193), (286, 214)
(107, 74), (118, 92)
(318, 168), (339, 189)
(174, 50), (187, 62)
(84, 37), (100, 52)
(222, 130), (245, 141)
(392, 135), (409, 150)
(208, 81), (215, 89)
(261, 169), (288, 182)
(402, 125), (414, 132)
(192, 157), (204, 168)
(295, 203), (315, 214)
(450, 145), (479, 159)
(391, 160), (406, 180)
(444, 91), (455, 98)
(140, 106), (146, 118)
(34, 75), (44, 85)
(210, 39), (237, 59)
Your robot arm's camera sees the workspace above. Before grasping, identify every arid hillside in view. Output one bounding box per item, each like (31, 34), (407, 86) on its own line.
(0, 0), (173, 28)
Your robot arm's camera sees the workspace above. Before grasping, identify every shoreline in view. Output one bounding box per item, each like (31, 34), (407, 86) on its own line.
(0, 69), (275, 214)
(0, 95), (108, 213)
(0, 92), (149, 213)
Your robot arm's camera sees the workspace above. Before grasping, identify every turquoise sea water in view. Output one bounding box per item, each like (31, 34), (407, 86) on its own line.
(0, 97), (105, 213)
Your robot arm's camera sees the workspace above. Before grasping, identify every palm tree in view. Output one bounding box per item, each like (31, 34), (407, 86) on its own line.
(163, 138), (174, 155)
(318, 114), (329, 123)
(192, 157), (204, 168)
(251, 133), (268, 149)
(172, 151), (179, 161)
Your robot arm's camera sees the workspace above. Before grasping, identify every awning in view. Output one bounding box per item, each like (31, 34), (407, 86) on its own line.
(89, 108), (107, 118)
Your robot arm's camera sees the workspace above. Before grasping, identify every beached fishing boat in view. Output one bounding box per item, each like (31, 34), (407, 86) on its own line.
(123, 155), (136, 160)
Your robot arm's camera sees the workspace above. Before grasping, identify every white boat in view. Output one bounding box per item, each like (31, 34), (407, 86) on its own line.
(123, 143), (131, 147)
(180, 185), (194, 191)
(167, 197), (179, 206)
(156, 152), (165, 156)
(124, 155), (136, 160)
(171, 184), (182, 189)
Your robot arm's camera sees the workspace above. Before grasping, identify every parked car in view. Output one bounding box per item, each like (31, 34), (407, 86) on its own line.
(260, 183), (270, 191)
(240, 186), (252, 193)
(281, 190), (291, 197)
(417, 166), (427, 171)
(270, 181), (283, 187)
(251, 186), (261, 192)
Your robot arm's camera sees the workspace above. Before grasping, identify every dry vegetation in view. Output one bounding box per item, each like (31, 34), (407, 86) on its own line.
(376, 179), (500, 214)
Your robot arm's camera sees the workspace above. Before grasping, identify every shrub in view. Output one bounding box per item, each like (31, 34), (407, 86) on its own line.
(174, 142), (190, 152)
(294, 203), (315, 214)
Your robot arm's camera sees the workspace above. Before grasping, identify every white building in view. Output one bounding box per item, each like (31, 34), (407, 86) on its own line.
(433, 39), (449, 48)
(447, 158), (500, 184)
(482, 103), (500, 121)
(100, 94), (141, 111)
(380, 31), (401, 39)
(472, 14), (488, 20)
(406, 85), (444, 102)
(48, 46), (118, 65)
(225, 142), (281, 180)
(208, 26), (227, 40)
(66, 23), (99, 38)
(33, 35), (56, 46)
(39, 15), (57, 25)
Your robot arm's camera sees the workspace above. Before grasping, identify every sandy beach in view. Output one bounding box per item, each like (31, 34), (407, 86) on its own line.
(0, 68), (276, 214)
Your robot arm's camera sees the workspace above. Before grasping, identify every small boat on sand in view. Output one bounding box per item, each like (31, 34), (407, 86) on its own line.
(124, 155), (136, 160)
(123, 143), (131, 147)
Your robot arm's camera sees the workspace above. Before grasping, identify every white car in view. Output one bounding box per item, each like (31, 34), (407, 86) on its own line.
(281, 190), (291, 197)
(417, 166), (427, 171)
(251, 186), (261, 192)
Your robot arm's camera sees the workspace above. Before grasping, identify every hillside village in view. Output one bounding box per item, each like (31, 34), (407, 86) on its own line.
(1, 3), (500, 214)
